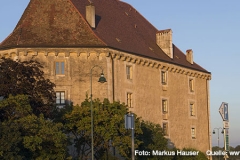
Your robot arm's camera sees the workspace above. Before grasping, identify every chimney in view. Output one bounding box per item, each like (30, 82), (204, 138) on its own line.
(156, 29), (173, 59)
(86, 3), (95, 28)
(186, 49), (193, 64)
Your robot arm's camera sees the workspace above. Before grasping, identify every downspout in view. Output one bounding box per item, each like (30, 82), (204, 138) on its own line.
(111, 54), (116, 156)
(207, 78), (212, 160)
(111, 55), (115, 102)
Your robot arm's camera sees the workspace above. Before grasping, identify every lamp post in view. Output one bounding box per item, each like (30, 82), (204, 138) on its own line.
(90, 65), (107, 160)
(213, 127), (224, 160)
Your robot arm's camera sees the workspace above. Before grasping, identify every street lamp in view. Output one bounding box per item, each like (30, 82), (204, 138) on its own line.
(213, 127), (224, 160)
(90, 65), (107, 160)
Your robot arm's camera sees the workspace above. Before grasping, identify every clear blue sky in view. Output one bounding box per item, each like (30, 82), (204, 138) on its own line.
(1, 0), (239, 148)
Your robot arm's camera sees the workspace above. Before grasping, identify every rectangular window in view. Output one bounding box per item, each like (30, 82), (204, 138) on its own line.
(189, 79), (194, 92)
(127, 92), (132, 108)
(191, 128), (196, 138)
(56, 91), (65, 105)
(162, 123), (168, 136)
(56, 62), (65, 75)
(162, 99), (168, 113)
(161, 71), (167, 84)
(190, 103), (195, 116)
(126, 65), (133, 80)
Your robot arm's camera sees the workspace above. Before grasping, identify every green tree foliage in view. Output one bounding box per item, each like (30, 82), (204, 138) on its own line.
(136, 121), (171, 160)
(0, 95), (68, 160)
(63, 98), (172, 160)
(63, 98), (142, 159)
(137, 121), (168, 151)
(0, 58), (55, 118)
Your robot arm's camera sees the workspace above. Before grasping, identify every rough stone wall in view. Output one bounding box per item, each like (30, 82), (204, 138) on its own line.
(110, 51), (211, 153)
(0, 48), (211, 153)
(0, 48), (109, 105)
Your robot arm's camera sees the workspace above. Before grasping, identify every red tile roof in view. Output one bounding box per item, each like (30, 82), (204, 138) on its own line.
(0, 0), (209, 73)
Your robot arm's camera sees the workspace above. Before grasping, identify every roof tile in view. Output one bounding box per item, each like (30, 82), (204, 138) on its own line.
(0, 0), (209, 73)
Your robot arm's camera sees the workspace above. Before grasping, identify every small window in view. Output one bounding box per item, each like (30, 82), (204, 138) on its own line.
(126, 65), (133, 80)
(189, 79), (194, 92)
(127, 92), (132, 108)
(56, 91), (65, 105)
(161, 71), (167, 84)
(56, 61), (65, 75)
(162, 122), (168, 136)
(190, 103), (195, 116)
(162, 99), (168, 113)
(191, 128), (196, 139)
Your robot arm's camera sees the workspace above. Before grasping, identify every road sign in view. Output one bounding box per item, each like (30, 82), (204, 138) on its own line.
(223, 121), (229, 129)
(224, 128), (229, 151)
(124, 113), (135, 160)
(125, 113), (134, 129)
(219, 102), (229, 121)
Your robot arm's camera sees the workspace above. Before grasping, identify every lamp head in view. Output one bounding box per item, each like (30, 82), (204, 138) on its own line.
(98, 73), (107, 83)
(213, 130), (215, 134)
(221, 130), (224, 134)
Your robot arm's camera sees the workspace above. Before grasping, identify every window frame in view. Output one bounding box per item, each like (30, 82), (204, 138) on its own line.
(56, 91), (65, 105)
(162, 99), (168, 113)
(190, 103), (195, 117)
(162, 122), (169, 136)
(55, 61), (65, 75)
(161, 70), (167, 85)
(126, 65), (133, 80)
(189, 78), (194, 92)
(127, 92), (133, 108)
(191, 127), (196, 139)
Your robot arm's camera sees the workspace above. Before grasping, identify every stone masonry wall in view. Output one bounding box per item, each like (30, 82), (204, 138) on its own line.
(0, 48), (211, 154)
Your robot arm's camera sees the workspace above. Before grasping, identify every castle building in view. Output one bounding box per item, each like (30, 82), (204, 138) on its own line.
(0, 0), (211, 153)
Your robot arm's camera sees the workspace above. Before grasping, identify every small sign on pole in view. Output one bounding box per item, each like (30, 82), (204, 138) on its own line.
(125, 113), (135, 129)
(219, 102), (229, 121)
(219, 102), (230, 159)
(223, 121), (229, 129)
(125, 113), (135, 160)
